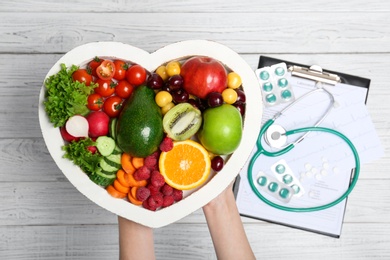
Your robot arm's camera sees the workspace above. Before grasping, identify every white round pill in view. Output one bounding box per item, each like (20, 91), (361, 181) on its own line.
(305, 163), (312, 171)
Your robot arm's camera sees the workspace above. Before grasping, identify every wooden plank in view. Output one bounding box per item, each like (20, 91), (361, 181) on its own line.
(1, 12), (390, 54)
(1, 223), (390, 259)
(0, 179), (389, 226)
(0, 0), (388, 13)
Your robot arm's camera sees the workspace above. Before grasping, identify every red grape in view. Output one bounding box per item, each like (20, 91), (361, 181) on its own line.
(211, 156), (224, 172)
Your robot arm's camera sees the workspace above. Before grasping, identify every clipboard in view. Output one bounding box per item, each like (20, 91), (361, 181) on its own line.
(233, 56), (373, 238)
(258, 56), (371, 102)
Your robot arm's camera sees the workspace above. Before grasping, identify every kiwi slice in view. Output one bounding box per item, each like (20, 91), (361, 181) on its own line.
(163, 103), (202, 141)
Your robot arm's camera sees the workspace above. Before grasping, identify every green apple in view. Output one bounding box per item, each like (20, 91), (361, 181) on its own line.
(198, 104), (242, 155)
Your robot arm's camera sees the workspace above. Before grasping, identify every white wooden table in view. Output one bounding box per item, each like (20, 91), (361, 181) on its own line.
(1, 1), (389, 259)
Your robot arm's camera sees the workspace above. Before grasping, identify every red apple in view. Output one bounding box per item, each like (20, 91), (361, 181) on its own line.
(180, 56), (227, 99)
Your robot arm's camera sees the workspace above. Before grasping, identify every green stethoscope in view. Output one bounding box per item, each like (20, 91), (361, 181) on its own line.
(248, 86), (360, 212)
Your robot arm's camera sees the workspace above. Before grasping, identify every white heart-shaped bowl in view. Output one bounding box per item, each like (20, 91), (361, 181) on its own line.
(38, 40), (262, 228)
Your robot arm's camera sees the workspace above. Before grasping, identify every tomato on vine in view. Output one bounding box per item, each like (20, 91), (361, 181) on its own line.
(126, 64), (147, 86)
(87, 56), (103, 77)
(115, 80), (134, 99)
(87, 93), (104, 111)
(96, 60), (116, 80)
(95, 79), (116, 97)
(104, 96), (123, 117)
(72, 69), (93, 86)
(113, 60), (128, 81)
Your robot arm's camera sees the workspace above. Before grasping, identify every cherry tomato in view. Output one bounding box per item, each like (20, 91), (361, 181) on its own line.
(126, 64), (147, 86)
(87, 93), (104, 111)
(95, 79), (116, 97)
(87, 56), (103, 78)
(96, 60), (116, 80)
(72, 69), (93, 86)
(115, 80), (134, 99)
(113, 60), (128, 81)
(104, 96), (123, 118)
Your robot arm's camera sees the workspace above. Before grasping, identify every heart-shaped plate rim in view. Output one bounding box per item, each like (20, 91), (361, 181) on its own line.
(38, 40), (262, 228)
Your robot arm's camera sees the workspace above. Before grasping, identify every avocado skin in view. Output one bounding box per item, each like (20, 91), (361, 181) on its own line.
(116, 86), (164, 157)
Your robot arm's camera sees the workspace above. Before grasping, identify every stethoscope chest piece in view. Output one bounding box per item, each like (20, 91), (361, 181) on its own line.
(264, 124), (287, 148)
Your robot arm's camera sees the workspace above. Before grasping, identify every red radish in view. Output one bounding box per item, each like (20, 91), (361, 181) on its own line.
(65, 115), (89, 138)
(87, 145), (97, 154)
(60, 126), (79, 142)
(86, 111), (110, 137)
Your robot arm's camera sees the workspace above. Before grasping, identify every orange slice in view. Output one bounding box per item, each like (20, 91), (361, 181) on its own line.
(159, 140), (211, 190)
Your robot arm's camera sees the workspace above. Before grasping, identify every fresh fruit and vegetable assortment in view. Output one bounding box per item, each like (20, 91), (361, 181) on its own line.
(44, 55), (246, 211)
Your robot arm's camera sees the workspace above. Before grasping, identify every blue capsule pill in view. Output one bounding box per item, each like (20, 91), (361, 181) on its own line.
(275, 67), (285, 76)
(268, 182), (279, 192)
(263, 82), (273, 92)
(291, 184), (301, 194)
(266, 94), (277, 103)
(279, 188), (290, 199)
(275, 164), (286, 174)
(278, 78), (288, 88)
(260, 71), (270, 80)
(281, 90), (292, 100)
(283, 174), (293, 184)
(257, 176), (267, 186)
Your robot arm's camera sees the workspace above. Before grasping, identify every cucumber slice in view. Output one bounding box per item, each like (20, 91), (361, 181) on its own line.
(100, 158), (119, 172)
(104, 153), (121, 169)
(89, 168), (116, 187)
(96, 136), (116, 156)
(109, 118), (117, 140)
(111, 145), (122, 155)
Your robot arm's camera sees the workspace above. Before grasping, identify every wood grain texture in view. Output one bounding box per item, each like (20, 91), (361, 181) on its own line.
(0, 0), (389, 12)
(0, 0), (389, 258)
(1, 223), (390, 259)
(1, 12), (389, 54)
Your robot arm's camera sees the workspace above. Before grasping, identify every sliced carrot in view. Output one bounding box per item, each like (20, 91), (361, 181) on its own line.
(131, 157), (144, 169)
(128, 191), (143, 206)
(116, 169), (131, 188)
(127, 172), (148, 187)
(106, 185), (127, 199)
(114, 179), (130, 194)
(131, 186), (138, 199)
(121, 153), (136, 174)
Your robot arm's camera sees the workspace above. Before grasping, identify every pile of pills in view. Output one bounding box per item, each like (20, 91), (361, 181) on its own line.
(255, 62), (295, 107)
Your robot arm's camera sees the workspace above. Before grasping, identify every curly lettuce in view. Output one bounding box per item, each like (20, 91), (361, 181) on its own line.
(44, 63), (95, 127)
(62, 138), (102, 176)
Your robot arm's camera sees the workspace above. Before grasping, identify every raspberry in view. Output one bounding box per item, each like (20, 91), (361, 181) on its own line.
(150, 170), (165, 187)
(162, 195), (175, 208)
(144, 155), (158, 169)
(147, 184), (161, 196)
(172, 188), (183, 202)
(148, 192), (164, 209)
(161, 183), (173, 196)
(142, 200), (157, 211)
(133, 166), (151, 181)
(150, 150), (161, 159)
(136, 186), (150, 201)
(159, 137), (174, 152)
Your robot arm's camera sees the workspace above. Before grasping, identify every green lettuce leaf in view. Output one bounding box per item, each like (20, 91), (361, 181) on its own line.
(62, 138), (102, 175)
(44, 63), (96, 127)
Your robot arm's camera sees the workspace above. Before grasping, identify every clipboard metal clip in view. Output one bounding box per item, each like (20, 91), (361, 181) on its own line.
(288, 65), (341, 85)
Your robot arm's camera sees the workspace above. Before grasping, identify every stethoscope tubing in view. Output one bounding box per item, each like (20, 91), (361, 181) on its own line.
(248, 124), (360, 212)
